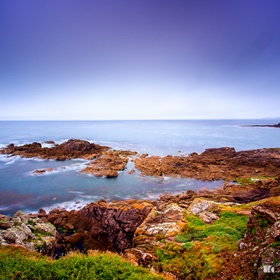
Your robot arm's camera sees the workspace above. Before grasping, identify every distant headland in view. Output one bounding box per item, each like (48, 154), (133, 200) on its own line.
(244, 122), (280, 128)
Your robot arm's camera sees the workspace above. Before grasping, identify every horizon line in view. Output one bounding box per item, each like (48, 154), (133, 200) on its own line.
(0, 117), (279, 122)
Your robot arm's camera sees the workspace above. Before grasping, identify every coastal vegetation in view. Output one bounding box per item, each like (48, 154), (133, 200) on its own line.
(0, 246), (164, 280)
(150, 209), (249, 279)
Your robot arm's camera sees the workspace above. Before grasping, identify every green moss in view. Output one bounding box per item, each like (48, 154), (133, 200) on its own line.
(154, 211), (248, 279)
(236, 176), (276, 186)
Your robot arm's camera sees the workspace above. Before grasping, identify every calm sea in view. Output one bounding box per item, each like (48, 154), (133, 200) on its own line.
(0, 120), (279, 215)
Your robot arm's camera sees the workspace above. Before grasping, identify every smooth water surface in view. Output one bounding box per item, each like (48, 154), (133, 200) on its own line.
(0, 119), (279, 215)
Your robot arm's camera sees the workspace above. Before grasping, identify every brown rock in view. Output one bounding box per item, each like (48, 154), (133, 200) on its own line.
(46, 200), (153, 253)
(133, 147), (280, 181)
(64, 233), (82, 245)
(44, 140), (56, 144)
(81, 152), (129, 177)
(0, 139), (110, 160)
(64, 223), (75, 231)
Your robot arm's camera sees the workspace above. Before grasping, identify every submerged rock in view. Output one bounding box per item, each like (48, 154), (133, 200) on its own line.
(33, 168), (53, 174)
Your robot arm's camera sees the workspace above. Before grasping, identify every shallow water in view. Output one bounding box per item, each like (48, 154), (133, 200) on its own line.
(0, 119), (279, 215)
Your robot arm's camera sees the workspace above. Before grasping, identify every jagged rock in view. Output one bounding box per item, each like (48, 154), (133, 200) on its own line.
(0, 212), (56, 254)
(45, 200), (153, 253)
(134, 147), (280, 181)
(133, 203), (186, 250)
(34, 222), (56, 235)
(238, 200), (280, 278)
(81, 152), (130, 177)
(253, 205), (279, 223)
(3, 223), (33, 245)
(188, 198), (219, 223)
(0, 139), (110, 160)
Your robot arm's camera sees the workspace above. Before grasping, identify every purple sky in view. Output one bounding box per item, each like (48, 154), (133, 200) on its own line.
(1, 0), (280, 120)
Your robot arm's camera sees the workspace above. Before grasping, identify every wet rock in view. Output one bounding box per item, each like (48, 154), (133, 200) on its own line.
(0, 139), (110, 160)
(44, 140), (56, 144)
(134, 147), (280, 181)
(33, 168), (53, 174)
(81, 151), (132, 177)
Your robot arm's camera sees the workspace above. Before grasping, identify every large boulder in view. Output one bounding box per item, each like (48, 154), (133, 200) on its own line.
(46, 200), (153, 253)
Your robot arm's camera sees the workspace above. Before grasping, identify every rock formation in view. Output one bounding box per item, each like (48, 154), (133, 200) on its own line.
(81, 150), (137, 177)
(44, 199), (152, 255)
(134, 147), (280, 181)
(238, 199), (280, 278)
(0, 139), (110, 160)
(0, 211), (56, 254)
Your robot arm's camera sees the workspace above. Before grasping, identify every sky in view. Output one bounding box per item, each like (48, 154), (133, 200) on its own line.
(0, 0), (280, 120)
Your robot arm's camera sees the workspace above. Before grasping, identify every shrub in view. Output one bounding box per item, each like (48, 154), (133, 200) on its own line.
(0, 246), (164, 280)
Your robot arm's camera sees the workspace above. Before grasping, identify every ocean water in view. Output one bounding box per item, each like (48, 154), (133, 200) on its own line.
(0, 119), (279, 216)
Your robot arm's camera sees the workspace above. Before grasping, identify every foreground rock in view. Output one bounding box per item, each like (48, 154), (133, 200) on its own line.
(45, 199), (152, 255)
(0, 211), (56, 254)
(235, 199), (280, 279)
(134, 147), (280, 181)
(157, 177), (280, 204)
(81, 150), (137, 177)
(0, 139), (110, 160)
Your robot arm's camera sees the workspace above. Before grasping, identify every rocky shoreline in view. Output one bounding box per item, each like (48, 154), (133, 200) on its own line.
(1, 139), (280, 279)
(1, 139), (280, 180)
